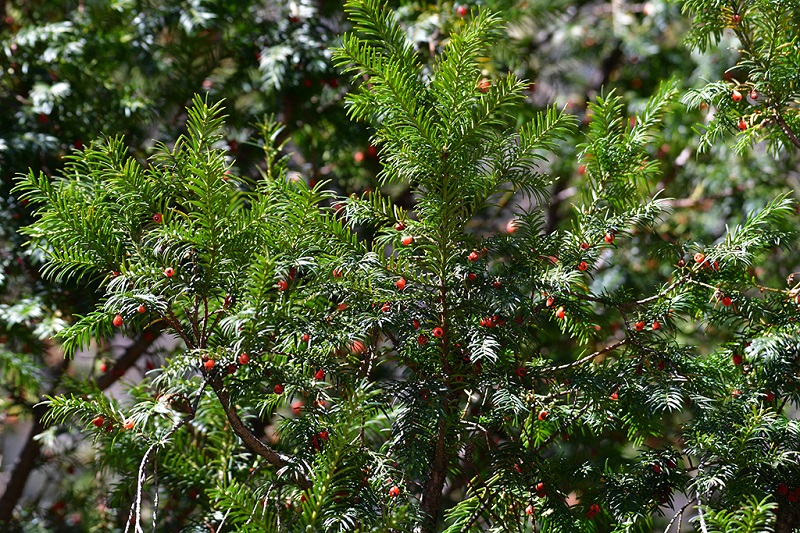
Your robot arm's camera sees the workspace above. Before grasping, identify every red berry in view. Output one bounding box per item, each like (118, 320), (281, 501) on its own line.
(555, 306), (565, 319)
(731, 13), (740, 24)
(277, 280), (288, 291)
(456, 5), (468, 17)
(738, 118), (747, 131)
(289, 267), (297, 280)
(389, 486), (400, 498)
(538, 410), (548, 421)
(333, 267), (343, 278)
(319, 430), (329, 441)
(412, 319), (420, 330)
(137, 304), (146, 314)
(732, 354), (743, 366)
(480, 317), (493, 328)
(350, 340), (366, 354)
(153, 213), (163, 223)
(99, 362), (108, 373)
(123, 419), (134, 430)
(467, 272), (477, 281)
(401, 235), (414, 246)
(92, 415), (104, 428)
(731, 89), (742, 102)
(381, 302), (391, 313)
(722, 296), (732, 307)
(238, 353), (250, 365)
(657, 360), (666, 371)
(749, 89), (759, 100)
(546, 296), (554, 307)
(694, 252), (705, 264)
(477, 78), (490, 93)
(203, 359), (215, 370)
(535, 482), (545, 495)
(652, 320), (661, 331)
(580, 242), (590, 250)
(164, 267), (175, 277)
(274, 384), (284, 395)
(493, 280), (503, 289)
(732, 389), (741, 397)
(765, 391), (775, 402)
(506, 219), (518, 234)
(432, 327), (444, 338)
(314, 369), (325, 380)
(525, 504), (534, 515)
(291, 401), (303, 415)
(301, 333), (310, 343)
(353, 151), (365, 163)
(610, 391), (619, 401)
(604, 232), (615, 244)
(516, 367), (527, 377)
(395, 277), (406, 290)
(653, 464), (662, 474)
(578, 261), (588, 271)
(634, 321), (645, 331)
(468, 251), (479, 262)
(394, 221), (405, 231)
(113, 314), (123, 327)
(417, 335), (429, 346)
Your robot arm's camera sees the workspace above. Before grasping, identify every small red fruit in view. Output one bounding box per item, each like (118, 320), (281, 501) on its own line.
(732, 388), (741, 397)
(546, 296), (554, 307)
(238, 353), (250, 365)
(731, 13), (740, 24)
(401, 235), (414, 246)
(389, 486), (400, 498)
(153, 213), (163, 223)
(468, 251), (479, 262)
(477, 78), (490, 93)
(467, 272), (477, 281)
(535, 482), (545, 495)
(749, 89), (758, 100)
(277, 280), (288, 291)
(350, 340), (366, 354)
(493, 280), (503, 289)
(731, 89), (742, 102)
(634, 321), (645, 331)
(580, 242), (590, 250)
(381, 302), (391, 313)
(302, 333), (310, 342)
(653, 464), (662, 474)
(92, 415), (104, 428)
(694, 252), (705, 264)
(203, 359), (215, 370)
(412, 319), (421, 330)
(273, 384), (284, 395)
(394, 221), (405, 231)
(123, 419), (134, 430)
(333, 267), (343, 278)
(395, 277), (407, 290)
(516, 367), (527, 378)
(314, 369), (325, 381)
(417, 335), (429, 346)
(765, 391), (775, 402)
(778, 483), (789, 495)
(164, 267), (175, 277)
(99, 362), (108, 373)
(578, 261), (588, 271)
(610, 391), (619, 401)
(137, 304), (146, 314)
(732, 354), (743, 366)
(555, 306), (565, 319)
(291, 401), (303, 415)
(604, 232), (615, 244)
(113, 314), (123, 327)
(456, 5), (468, 17)
(652, 320), (661, 331)
(506, 219), (518, 234)
(722, 296), (732, 307)
(538, 410), (548, 421)
(525, 503), (534, 515)
(353, 151), (365, 163)
(738, 118), (747, 131)
(319, 430), (329, 441)
(432, 327), (444, 338)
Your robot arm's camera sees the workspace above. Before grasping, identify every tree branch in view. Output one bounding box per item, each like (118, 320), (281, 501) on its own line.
(773, 109), (800, 150)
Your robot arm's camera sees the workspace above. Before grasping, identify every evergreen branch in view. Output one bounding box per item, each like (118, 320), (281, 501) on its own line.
(773, 109), (800, 149)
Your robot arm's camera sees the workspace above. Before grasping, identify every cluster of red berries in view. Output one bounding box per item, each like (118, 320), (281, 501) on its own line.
(586, 503), (601, 519)
(479, 315), (506, 328)
(634, 320), (661, 331)
(777, 484), (800, 502)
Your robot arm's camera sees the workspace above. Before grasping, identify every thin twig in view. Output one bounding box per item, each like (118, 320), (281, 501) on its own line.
(773, 110), (800, 150)
(545, 338), (629, 372)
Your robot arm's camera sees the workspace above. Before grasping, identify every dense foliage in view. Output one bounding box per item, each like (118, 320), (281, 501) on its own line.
(2, 0), (800, 532)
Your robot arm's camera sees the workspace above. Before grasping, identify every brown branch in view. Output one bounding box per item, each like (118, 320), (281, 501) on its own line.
(206, 375), (311, 489)
(0, 325), (164, 524)
(545, 338), (629, 372)
(418, 415), (451, 533)
(773, 110), (800, 150)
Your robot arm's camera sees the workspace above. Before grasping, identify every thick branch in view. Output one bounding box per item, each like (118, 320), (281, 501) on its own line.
(206, 376), (311, 489)
(418, 414), (451, 533)
(773, 110), (800, 150)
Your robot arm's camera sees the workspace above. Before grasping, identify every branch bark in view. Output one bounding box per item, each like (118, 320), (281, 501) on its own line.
(206, 375), (311, 490)
(417, 415), (451, 533)
(773, 110), (800, 150)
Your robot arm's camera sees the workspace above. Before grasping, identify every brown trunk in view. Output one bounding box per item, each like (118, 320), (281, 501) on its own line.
(417, 416), (451, 533)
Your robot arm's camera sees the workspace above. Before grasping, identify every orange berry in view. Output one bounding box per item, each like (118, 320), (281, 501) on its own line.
(137, 304), (146, 314)
(238, 353), (250, 365)
(395, 277), (407, 290)
(163, 267), (175, 277)
(555, 306), (565, 319)
(314, 369), (325, 380)
(389, 486), (400, 498)
(123, 419), (134, 430)
(652, 320), (661, 331)
(432, 327), (444, 338)
(92, 415), (104, 428)
(401, 235), (414, 246)
(634, 321), (645, 331)
(203, 359), (215, 370)
(113, 314), (123, 327)
(731, 89), (742, 102)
